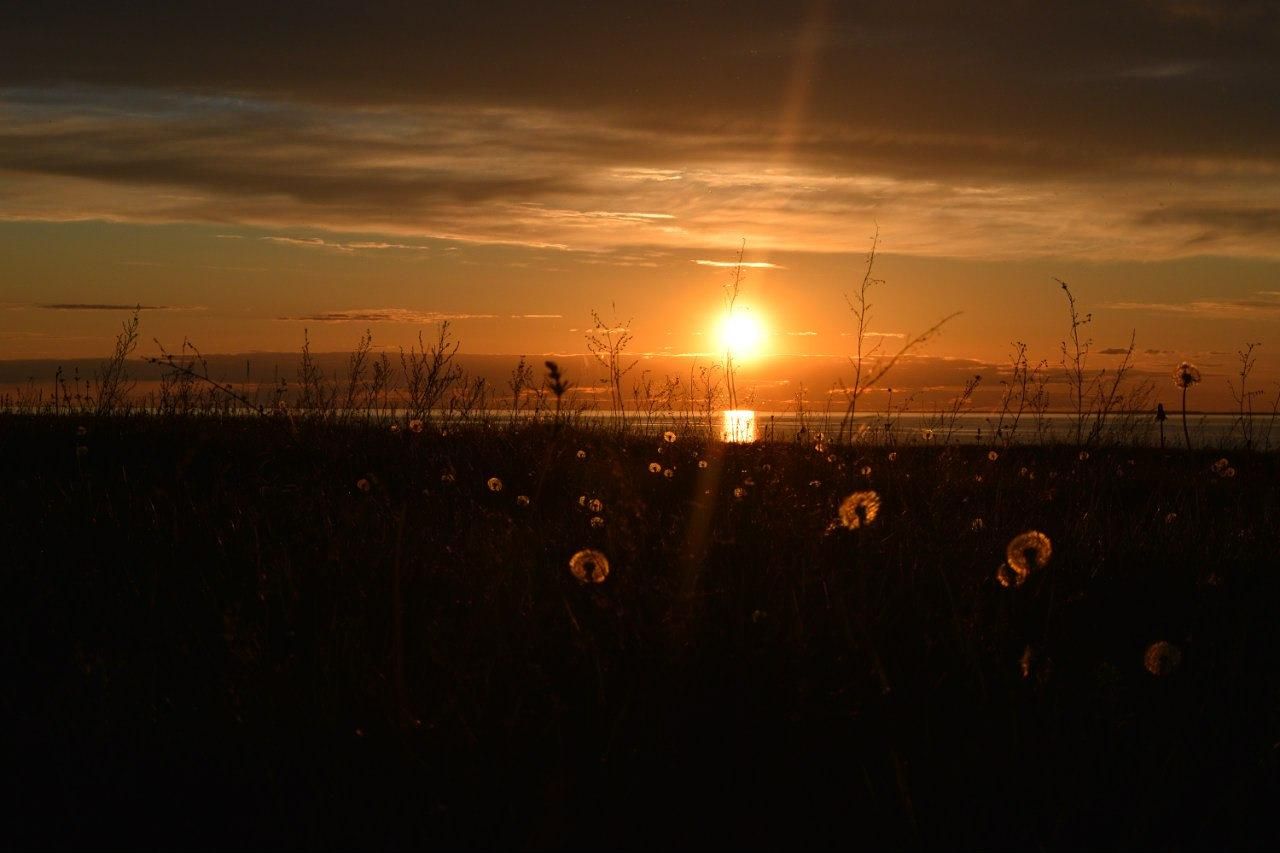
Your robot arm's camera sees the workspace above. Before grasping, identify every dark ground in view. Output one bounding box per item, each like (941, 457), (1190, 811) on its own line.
(3, 415), (1278, 850)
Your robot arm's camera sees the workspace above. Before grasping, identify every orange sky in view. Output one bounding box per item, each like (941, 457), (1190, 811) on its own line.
(2, 1), (1278, 410)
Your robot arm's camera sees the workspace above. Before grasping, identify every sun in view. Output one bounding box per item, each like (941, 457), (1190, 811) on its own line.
(717, 309), (767, 360)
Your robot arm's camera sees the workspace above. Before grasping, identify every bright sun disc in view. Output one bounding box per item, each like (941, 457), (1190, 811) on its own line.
(718, 310), (766, 359)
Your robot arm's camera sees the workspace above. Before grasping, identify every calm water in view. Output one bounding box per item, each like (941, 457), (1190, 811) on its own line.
(557, 409), (1275, 448)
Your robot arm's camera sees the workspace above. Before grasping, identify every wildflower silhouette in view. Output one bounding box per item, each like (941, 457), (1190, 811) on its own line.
(515, 495), (530, 507)
(356, 478), (371, 493)
(838, 491), (881, 530)
(568, 549), (610, 584)
(589, 516), (605, 529)
(1173, 362), (1202, 449)
(487, 477), (503, 493)
(588, 498), (603, 513)
(409, 419), (424, 434)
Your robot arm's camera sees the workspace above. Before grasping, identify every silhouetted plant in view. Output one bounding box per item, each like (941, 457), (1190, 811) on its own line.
(94, 307), (140, 416)
(585, 304), (637, 429)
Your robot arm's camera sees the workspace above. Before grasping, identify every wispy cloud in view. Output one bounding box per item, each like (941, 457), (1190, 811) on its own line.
(1108, 292), (1280, 319)
(277, 308), (496, 323)
(38, 303), (196, 311)
(257, 236), (432, 252)
(694, 260), (785, 269)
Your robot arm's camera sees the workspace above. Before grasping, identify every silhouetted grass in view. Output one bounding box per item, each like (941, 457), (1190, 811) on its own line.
(4, 415), (1278, 850)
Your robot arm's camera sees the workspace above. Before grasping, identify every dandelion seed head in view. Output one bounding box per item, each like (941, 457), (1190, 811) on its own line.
(1078, 450), (1090, 461)
(861, 466), (872, 476)
(516, 495), (530, 507)
(1213, 457), (1229, 472)
(663, 468), (675, 479)
(733, 487), (746, 499)
(888, 452), (898, 462)
(568, 548), (610, 584)
(1005, 530), (1052, 580)
(1020, 467), (1029, 477)
(1143, 641), (1183, 676)
(838, 490), (881, 530)
(698, 459), (709, 469)
(356, 478), (371, 493)
(576, 449), (587, 460)
(487, 477), (503, 492)
(408, 419), (424, 434)
(921, 428), (935, 441)
(589, 515), (605, 529)
(988, 450), (999, 461)
(1173, 362), (1201, 388)
(995, 563), (1017, 588)
(588, 498), (603, 513)
(663, 430), (677, 444)
(648, 462), (661, 474)
(389, 423), (401, 434)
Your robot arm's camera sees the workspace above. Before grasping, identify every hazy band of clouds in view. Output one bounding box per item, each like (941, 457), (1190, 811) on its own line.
(1, 81), (1279, 259)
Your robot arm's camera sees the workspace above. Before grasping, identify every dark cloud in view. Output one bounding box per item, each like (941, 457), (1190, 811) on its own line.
(3, 2), (1277, 164)
(1137, 206), (1280, 236)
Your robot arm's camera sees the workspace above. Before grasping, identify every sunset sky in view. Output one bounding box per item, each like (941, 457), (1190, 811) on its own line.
(2, 1), (1278, 409)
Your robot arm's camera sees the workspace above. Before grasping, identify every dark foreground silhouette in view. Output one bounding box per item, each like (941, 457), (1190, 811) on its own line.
(4, 415), (1277, 850)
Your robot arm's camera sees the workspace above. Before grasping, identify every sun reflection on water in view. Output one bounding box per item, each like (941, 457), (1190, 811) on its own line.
(721, 409), (758, 443)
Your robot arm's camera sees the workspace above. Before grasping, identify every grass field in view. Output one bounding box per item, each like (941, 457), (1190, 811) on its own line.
(4, 414), (1278, 850)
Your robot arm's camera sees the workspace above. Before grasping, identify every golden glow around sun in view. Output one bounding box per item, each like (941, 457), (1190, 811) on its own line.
(717, 309), (767, 360)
